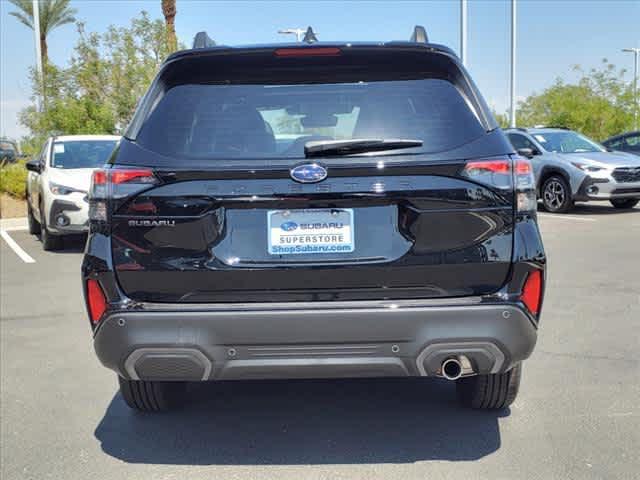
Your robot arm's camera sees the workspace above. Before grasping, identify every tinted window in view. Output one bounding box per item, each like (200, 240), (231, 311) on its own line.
(507, 133), (537, 151)
(51, 140), (117, 169)
(605, 138), (624, 149)
(136, 79), (486, 159)
(624, 134), (640, 151)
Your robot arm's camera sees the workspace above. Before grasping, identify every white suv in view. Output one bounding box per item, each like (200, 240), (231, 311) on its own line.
(26, 135), (119, 250)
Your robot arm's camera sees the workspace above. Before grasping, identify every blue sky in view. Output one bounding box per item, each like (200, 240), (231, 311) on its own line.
(1, 0), (638, 139)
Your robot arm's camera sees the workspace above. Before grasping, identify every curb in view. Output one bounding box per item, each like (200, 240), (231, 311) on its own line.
(0, 217), (28, 231)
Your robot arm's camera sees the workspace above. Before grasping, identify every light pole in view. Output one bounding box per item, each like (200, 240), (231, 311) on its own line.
(278, 28), (306, 42)
(460, 0), (468, 67)
(32, 0), (44, 110)
(622, 48), (640, 130)
(509, 0), (517, 128)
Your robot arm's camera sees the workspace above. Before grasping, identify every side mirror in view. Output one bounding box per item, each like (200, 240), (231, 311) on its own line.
(517, 148), (534, 159)
(25, 159), (42, 173)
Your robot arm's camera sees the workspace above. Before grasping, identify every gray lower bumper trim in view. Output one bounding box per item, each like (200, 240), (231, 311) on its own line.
(94, 303), (537, 381)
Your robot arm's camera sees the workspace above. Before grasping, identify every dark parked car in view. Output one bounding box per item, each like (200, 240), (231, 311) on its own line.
(602, 131), (640, 157)
(82, 27), (546, 412)
(0, 139), (18, 163)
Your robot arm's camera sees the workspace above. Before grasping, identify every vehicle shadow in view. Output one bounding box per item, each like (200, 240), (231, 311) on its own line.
(38, 233), (87, 253)
(538, 203), (639, 216)
(94, 377), (507, 465)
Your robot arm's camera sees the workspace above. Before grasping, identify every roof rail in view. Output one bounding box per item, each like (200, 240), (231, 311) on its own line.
(533, 125), (569, 130)
(192, 31), (216, 49)
(410, 25), (428, 43)
(302, 26), (318, 44)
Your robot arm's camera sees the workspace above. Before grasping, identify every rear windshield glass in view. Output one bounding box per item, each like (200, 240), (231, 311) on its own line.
(135, 79), (485, 159)
(51, 140), (118, 169)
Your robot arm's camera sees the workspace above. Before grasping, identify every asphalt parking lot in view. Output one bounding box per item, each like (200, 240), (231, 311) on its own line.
(1, 204), (639, 480)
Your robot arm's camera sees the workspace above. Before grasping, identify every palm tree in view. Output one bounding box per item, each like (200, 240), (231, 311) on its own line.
(161, 0), (177, 52)
(9, 0), (77, 65)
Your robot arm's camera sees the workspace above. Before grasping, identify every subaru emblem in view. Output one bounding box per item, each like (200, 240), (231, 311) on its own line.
(280, 221), (298, 232)
(290, 163), (327, 183)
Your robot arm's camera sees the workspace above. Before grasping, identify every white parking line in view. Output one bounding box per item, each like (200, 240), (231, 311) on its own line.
(538, 213), (596, 222)
(0, 229), (36, 263)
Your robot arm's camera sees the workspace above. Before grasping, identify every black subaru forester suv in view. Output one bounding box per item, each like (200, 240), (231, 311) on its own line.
(83, 28), (546, 412)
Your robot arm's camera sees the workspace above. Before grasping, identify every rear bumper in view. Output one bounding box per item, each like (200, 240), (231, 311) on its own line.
(93, 301), (537, 382)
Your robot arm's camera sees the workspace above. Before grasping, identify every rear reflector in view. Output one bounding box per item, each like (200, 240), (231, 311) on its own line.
(86, 279), (107, 324)
(274, 47), (341, 57)
(521, 270), (543, 315)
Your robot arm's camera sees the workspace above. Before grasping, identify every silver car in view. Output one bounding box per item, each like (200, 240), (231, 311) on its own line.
(505, 127), (640, 213)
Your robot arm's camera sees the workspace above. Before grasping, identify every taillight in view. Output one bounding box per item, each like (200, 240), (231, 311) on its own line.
(513, 157), (537, 213)
(89, 167), (159, 222)
(520, 270), (543, 315)
(110, 169), (157, 184)
(462, 158), (513, 190)
(86, 279), (107, 324)
(274, 47), (341, 57)
(462, 156), (537, 213)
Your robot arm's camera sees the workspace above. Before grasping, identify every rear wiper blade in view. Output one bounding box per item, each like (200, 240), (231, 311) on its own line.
(304, 138), (423, 158)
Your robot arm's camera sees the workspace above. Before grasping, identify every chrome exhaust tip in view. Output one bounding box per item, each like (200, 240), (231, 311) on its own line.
(441, 357), (463, 381)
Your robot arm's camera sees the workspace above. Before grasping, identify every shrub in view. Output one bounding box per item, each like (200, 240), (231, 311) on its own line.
(0, 160), (28, 199)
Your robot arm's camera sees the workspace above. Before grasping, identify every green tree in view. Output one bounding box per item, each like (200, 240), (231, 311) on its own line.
(19, 12), (174, 142)
(161, 0), (178, 52)
(516, 60), (633, 140)
(8, 0), (77, 65)
(492, 110), (509, 129)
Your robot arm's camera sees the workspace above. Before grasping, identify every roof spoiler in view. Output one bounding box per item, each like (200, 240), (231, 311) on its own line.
(410, 25), (428, 43)
(192, 31), (216, 49)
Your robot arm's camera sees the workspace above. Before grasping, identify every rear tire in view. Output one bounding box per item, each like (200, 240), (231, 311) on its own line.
(456, 362), (522, 409)
(27, 203), (41, 235)
(39, 204), (63, 251)
(541, 175), (573, 213)
(118, 376), (186, 412)
(610, 198), (639, 209)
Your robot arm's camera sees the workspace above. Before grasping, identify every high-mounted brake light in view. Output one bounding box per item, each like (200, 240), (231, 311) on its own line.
(520, 270), (543, 315)
(86, 279), (107, 324)
(274, 47), (341, 57)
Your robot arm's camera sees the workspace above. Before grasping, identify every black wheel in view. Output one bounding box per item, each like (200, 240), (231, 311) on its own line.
(541, 175), (573, 213)
(27, 202), (41, 235)
(118, 376), (187, 412)
(456, 363), (522, 409)
(39, 204), (63, 251)
(610, 198), (639, 209)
